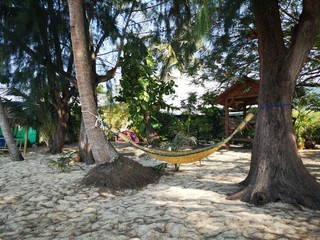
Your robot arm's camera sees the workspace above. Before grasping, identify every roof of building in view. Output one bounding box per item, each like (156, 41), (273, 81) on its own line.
(214, 77), (259, 110)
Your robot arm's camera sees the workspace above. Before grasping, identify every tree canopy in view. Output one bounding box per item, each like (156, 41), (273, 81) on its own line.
(193, 0), (320, 89)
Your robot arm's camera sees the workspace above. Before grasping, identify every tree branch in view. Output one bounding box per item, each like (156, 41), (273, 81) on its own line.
(23, 46), (78, 87)
(280, 7), (299, 23)
(283, 0), (320, 82)
(95, 1), (136, 83)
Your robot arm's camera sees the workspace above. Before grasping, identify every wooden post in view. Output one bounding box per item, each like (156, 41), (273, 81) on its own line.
(225, 99), (230, 149)
(24, 127), (29, 154)
(225, 99), (230, 137)
(243, 104), (247, 138)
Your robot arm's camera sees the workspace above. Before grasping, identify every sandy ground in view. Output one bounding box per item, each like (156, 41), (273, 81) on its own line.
(0, 143), (320, 239)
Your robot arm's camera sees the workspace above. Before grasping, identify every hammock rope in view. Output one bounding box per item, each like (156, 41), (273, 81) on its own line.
(82, 111), (254, 164)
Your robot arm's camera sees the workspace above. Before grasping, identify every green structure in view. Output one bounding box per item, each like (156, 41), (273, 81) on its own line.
(0, 127), (37, 147)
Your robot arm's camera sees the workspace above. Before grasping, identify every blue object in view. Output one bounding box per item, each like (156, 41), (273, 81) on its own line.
(0, 135), (6, 147)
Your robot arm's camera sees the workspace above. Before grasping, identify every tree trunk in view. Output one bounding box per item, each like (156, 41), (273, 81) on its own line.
(68, 0), (118, 164)
(49, 93), (69, 154)
(78, 117), (95, 165)
(23, 126), (28, 154)
(143, 110), (160, 145)
(0, 97), (24, 161)
(228, 0), (320, 209)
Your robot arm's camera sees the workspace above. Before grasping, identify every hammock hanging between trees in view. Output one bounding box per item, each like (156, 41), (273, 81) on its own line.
(85, 112), (254, 164)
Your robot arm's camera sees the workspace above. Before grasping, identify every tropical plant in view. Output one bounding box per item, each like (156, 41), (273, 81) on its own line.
(179, 91), (224, 142)
(48, 151), (83, 173)
(154, 112), (183, 141)
(303, 112), (320, 144)
(116, 37), (176, 144)
(293, 87), (320, 143)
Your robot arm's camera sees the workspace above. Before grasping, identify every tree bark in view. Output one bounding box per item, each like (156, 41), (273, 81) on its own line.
(228, 0), (320, 209)
(49, 92), (69, 154)
(68, 0), (118, 164)
(0, 97), (24, 161)
(143, 110), (160, 145)
(78, 117), (95, 165)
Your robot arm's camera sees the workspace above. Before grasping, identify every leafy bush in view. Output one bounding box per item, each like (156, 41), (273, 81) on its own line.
(293, 87), (320, 143)
(155, 112), (184, 141)
(301, 112), (320, 143)
(115, 37), (175, 141)
(99, 103), (131, 141)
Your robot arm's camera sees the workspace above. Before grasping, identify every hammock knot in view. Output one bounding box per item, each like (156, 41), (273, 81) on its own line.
(95, 115), (104, 129)
(82, 111), (107, 129)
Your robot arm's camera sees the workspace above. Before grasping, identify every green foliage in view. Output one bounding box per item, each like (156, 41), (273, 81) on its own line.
(154, 91), (224, 157)
(161, 131), (197, 150)
(99, 103), (131, 140)
(151, 0), (214, 74)
(293, 87), (320, 142)
(152, 161), (180, 173)
(48, 151), (83, 173)
(0, 0), (77, 146)
(194, 0), (320, 88)
(293, 110), (320, 143)
(116, 37), (176, 138)
(193, 0), (258, 84)
(154, 112), (184, 141)
(152, 163), (168, 173)
(181, 91), (224, 141)
(303, 112), (320, 143)
(194, 0), (217, 39)
(154, 90), (224, 143)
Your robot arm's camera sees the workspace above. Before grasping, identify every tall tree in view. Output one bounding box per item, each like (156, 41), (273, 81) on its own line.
(0, 0), (124, 158)
(67, 0), (159, 190)
(0, 0), (184, 160)
(0, 97), (23, 161)
(68, 0), (118, 164)
(0, 0), (76, 154)
(228, 0), (320, 209)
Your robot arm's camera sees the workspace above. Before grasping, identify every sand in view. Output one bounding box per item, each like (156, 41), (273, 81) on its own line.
(0, 143), (320, 239)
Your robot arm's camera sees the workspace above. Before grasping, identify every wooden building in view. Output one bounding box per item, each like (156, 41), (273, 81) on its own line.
(214, 77), (259, 143)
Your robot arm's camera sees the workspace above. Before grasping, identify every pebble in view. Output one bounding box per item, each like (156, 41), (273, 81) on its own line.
(0, 146), (320, 239)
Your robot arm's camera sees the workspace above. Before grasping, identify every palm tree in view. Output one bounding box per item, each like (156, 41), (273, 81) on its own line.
(67, 0), (159, 190)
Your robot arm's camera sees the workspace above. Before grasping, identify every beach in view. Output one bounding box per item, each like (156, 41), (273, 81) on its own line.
(0, 144), (320, 239)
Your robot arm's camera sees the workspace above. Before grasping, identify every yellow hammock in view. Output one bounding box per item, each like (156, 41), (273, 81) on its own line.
(103, 113), (254, 164)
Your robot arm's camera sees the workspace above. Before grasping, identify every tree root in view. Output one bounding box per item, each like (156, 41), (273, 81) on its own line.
(227, 184), (320, 210)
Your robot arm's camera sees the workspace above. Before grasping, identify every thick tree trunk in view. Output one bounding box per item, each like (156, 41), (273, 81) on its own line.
(233, 76), (320, 208)
(68, 0), (118, 164)
(0, 98), (24, 161)
(228, 0), (320, 209)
